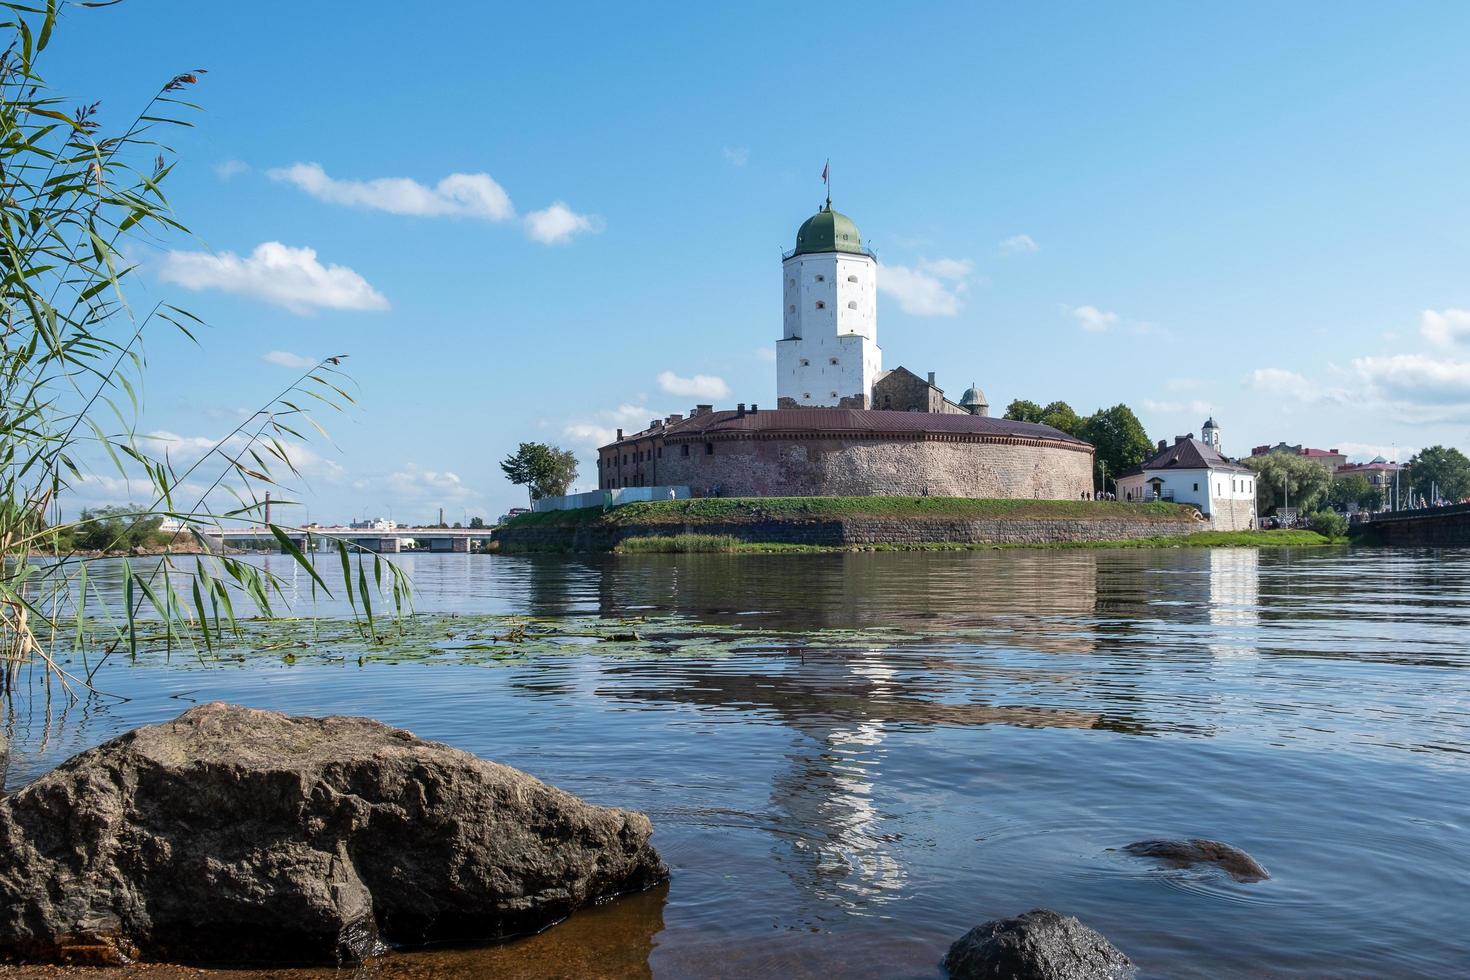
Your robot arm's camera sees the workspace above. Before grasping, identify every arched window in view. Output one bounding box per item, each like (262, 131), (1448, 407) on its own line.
(803, 392), (811, 399)
(847, 300), (857, 310)
(829, 357), (838, 365)
(800, 358), (809, 367)
(788, 304), (795, 314)
(847, 274), (858, 283)
(815, 301), (825, 310)
(814, 274), (825, 282)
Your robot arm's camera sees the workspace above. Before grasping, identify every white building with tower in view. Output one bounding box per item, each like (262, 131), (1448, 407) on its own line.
(1116, 417), (1257, 530)
(777, 199), (882, 409)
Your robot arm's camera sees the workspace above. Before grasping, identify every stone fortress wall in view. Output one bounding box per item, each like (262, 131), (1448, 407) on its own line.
(657, 433), (1093, 500)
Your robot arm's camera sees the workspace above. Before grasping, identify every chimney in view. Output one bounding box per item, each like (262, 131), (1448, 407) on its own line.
(650, 419), (659, 430)
(616, 428), (624, 440)
(750, 403), (758, 413)
(736, 402), (746, 417)
(927, 371), (936, 386)
(695, 404), (713, 416)
(1175, 434), (1189, 444)
(667, 413), (683, 424)
(1157, 439), (1168, 451)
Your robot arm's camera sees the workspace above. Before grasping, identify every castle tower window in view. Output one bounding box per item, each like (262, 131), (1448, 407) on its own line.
(705, 442), (714, 455)
(847, 275), (858, 283)
(681, 444), (689, 457)
(814, 274), (825, 282)
(789, 304), (795, 314)
(829, 357), (838, 365)
(847, 301), (857, 310)
(815, 301), (825, 310)
(800, 358), (810, 366)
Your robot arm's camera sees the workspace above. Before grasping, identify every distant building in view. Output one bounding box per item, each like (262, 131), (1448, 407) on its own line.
(1249, 442), (1346, 472)
(1335, 456), (1402, 507)
(350, 517), (397, 531)
(1117, 420), (1256, 530)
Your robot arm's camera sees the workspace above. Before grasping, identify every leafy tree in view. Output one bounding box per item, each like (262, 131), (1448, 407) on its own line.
(468, 516), (485, 529)
(1003, 399), (1045, 423)
(1081, 404), (1153, 490)
(1308, 510), (1347, 540)
(72, 506), (165, 553)
(1243, 452), (1331, 514)
(1327, 474), (1381, 511)
(501, 443), (580, 503)
(1407, 445), (1470, 502)
(1040, 401), (1084, 438)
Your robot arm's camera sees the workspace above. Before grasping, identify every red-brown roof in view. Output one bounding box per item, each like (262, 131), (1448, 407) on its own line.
(603, 408), (1090, 450)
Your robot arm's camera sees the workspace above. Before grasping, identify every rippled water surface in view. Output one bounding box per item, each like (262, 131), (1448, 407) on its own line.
(4, 547), (1470, 978)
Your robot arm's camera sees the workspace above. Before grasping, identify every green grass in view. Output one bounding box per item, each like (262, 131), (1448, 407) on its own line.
(614, 534), (823, 554)
(504, 496), (1196, 529)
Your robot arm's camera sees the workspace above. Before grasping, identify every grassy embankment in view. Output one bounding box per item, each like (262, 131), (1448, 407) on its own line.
(503, 496), (1190, 528)
(611, 528), (1335, 554)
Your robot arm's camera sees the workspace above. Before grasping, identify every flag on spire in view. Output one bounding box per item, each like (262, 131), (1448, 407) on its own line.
(822, 159), (829, 184)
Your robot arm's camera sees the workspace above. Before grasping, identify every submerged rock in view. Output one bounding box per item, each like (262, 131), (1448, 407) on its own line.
(1123, 838), (1269, 882)
(0, 703), (666, 966)
(945, 908), (1134, 980)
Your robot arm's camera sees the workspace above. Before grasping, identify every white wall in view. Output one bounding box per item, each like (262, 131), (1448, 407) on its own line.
(778, 251), (880, 406)
(1119, 467), (1255, 521)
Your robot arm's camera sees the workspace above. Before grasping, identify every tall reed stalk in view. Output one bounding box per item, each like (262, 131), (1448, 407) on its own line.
(0, 1), (408, 698)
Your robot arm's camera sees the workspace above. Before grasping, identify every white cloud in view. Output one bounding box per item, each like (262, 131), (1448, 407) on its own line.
(878, 258), (974, 317)
(158, 242), (389, 314)
(262, 350), (317, 369)
(1353, 354), (1470, 405)
(563, 422), (618, 448)
(524, 202), (599, 245)
(755, 346), (777, 363)
(1142, 398), (1213, 416)
(1000, 233), (1039, 254)
(1420, 308), (1470, 347)
(143, 429), (345, 480)
(1071, 305), (1119, 332)
(267, 162), (515, 221)
(657, 370), (730, 400)
(1336, 441), (1415, 463)
(214, 159), (249, 180)
(1247, 367), (1319, 400)
(722, 145), (750, 167)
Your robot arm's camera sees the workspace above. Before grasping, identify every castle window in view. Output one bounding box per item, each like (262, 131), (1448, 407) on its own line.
(814, 274), (825, 282)
(815, 301), (825, 310)
(847, 301), (857, 310)
(681, 444), (689, 457)
(830, 391), (838, 398)
(829, 357), (838, 365)
(788, 304), (795, 314)
(847, 275), (858, 283)
(804, 392), (811, 399)
(705, 442), (714, 455)
(800, 358), (809, 367)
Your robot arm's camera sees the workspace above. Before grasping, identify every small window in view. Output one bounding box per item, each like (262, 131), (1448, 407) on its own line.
(829, 357), (838, 365)
(657, 447), (662, 459)
(788, 304), (795, 314)
(1193, 483), (1199, 491)
(847, 275), (858, 283)
(814, 274), (825, 282)
(803, 392), (811, 399)
(800, 358), (809, 367)
(681, 444), (689, 457)
(830, 391), (838, 398)
(705, 442), (714, 455)
(815, 301), (825, 310)
(787, 278), (795, 287)
(847, 301), (857, 310)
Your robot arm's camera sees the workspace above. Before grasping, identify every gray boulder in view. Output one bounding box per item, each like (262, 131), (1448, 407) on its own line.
(1123, 838), (1269, 882)
(0, 703), (666, 966)
(945, 908), (1134, 980)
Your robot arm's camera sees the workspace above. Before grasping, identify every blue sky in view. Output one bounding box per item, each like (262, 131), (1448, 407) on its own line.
(44, 1), (1470, 522)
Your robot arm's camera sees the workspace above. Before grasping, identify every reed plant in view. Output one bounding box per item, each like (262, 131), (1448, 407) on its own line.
(0, 1), (408, 698)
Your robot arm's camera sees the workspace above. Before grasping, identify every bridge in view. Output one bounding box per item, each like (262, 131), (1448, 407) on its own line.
(198, 526), (497, 554)
(1349, 502), (1470, 546)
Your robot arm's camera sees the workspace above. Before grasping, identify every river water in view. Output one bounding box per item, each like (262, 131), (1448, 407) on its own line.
(3, 547), (1468, 978)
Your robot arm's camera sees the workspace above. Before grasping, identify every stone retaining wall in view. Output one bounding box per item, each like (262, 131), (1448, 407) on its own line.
(495, 514), (1202, 553)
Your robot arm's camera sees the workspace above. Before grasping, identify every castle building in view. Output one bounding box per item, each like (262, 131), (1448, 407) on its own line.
(597, 199), (1091, 500)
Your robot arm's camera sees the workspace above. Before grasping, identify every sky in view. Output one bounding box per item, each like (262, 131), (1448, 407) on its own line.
(39, 1), (1470, 523)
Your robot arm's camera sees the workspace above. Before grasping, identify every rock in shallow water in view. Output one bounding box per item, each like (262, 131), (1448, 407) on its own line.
(0, 703), (667, 966)
(1123, 838), (1269, 882)
(945, 908), (1134, 980)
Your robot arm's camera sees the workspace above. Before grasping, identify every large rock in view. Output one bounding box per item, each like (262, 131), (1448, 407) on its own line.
(0, 703), (666, 966)
(945, 908), (1134, 980)
(1123, 838), (1269, 882)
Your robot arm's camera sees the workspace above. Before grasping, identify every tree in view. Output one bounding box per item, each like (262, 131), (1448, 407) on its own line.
(1406, 445), (1470, 502)
(1327, 474), (1380, 512)
(1040, 401), (1084, 438)
(1243, 452), (1331, 514)
(1003, 399), (1045, 423)
(1081, 404), (1153, 491)
(468, 516), (485, 529)
(73, 506), (165, 553)
(501, 443), (580, 503)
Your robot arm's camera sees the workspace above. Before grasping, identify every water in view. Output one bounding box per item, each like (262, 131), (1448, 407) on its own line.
(3, 547), (1469, 978)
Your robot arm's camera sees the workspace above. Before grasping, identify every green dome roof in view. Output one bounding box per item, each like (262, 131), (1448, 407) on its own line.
(793, 204), (865, 256)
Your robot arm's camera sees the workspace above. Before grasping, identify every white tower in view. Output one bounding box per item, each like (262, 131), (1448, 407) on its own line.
(776, 201), (881, 409)
(1201, 416), (1221, 452)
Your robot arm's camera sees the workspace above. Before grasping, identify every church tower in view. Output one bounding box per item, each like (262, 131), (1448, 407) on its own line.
(1201, 416), (1221, 452)
(776, 201), (881, 408)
